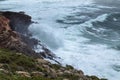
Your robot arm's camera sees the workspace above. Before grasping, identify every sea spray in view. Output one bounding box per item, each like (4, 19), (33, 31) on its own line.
(1, 0), (120, 80)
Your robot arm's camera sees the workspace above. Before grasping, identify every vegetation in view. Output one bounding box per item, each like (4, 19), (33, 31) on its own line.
(0, 48), (36, 72)
(0, 48), (107, 80)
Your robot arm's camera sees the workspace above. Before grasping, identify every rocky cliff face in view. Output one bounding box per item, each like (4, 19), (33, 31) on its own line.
(0, 14), (39, 58)
(1, 11), (32, 34)
(0, 11), (55, 59)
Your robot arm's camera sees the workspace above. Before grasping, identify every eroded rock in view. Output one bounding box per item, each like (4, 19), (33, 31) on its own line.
(37, 59), (50, 64)
(0, 15), (41, 58)
(31, 71), (45, 77)
(16, 71), (31, 77)
(0, 11), (56, 59)
(0, 11), (32, 34)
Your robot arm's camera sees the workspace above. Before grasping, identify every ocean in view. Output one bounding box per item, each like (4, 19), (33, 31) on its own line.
(0, 0), (120, 80)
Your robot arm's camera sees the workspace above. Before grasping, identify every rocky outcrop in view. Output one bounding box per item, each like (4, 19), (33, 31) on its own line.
(0, 11), (35, 48)
(16, 71), (31, 77)
(0, 15), (41, 58)
(0, 11), (32, 34)
(0, 11), (55, 59)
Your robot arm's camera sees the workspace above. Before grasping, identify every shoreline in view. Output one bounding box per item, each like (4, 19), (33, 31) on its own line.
(0, 11), (107, 80)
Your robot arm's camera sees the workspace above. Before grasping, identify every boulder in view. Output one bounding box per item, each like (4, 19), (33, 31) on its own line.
(37, 59), (50, 64)
(16, 71), (31, 77)
(0, 64), (3, 68)
(49, 68), (57, 78)
(0, 68), (9, 74)
(31, 71), (45, 77)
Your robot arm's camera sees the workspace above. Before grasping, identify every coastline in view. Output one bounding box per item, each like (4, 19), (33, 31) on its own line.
(0, 11), (107, 80)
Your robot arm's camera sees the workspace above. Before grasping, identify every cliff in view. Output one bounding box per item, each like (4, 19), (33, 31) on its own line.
(0, 11), (107, 80)
(0, 13), (41, 58)
(0, 11), (55, 59)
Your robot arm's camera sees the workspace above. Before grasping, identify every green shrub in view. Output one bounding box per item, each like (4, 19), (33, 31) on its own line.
(66, 65), (74, 70)
(62, 73), (79, 80)
(50, 64), (61, 70)
(0, 49), (36, 71)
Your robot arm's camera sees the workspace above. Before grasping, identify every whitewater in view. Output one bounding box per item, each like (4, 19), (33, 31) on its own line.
(0, 0), (120, 80)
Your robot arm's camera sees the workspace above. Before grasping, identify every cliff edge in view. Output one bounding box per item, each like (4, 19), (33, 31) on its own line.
(0, 11), (107, 80)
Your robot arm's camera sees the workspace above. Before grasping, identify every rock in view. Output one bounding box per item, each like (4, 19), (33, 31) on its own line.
(37, 59), (50, 64)
(0, 11), (56, 60)
(43, 65), (51, 73)
(57, 71), (64, 75)
(0, 15), (42, 58)
(63, 79), (69, 80)
(0, 64), (3, 68)
(49, 68), (57, 78)
(64, 70), (72, 74)
(0, 68), (9, 74)
(20, 35), (40, 49)
(0, 11), (32, 34)
(0, 15), (11, 31)
(16, 53), (23, 55)
(60, 68), (65, 72)
(16, 71), (31, 77)
(40, 47), (56, 59)
(31, 71), (45, 77)
(79, 78), (84, 80)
